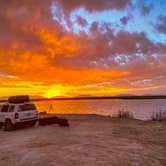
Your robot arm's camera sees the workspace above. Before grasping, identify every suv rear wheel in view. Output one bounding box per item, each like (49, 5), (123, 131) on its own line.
(4, 119), (14, 131)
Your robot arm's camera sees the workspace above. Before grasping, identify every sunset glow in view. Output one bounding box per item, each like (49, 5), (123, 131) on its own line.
(0, 0), (165, 98)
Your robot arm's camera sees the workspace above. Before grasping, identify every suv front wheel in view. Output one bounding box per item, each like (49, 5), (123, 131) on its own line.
(4, 119), (14, 131)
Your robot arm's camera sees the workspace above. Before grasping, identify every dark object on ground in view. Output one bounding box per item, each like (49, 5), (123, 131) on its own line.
(39, 116), (69, 127)
(8, 95), (30, 104)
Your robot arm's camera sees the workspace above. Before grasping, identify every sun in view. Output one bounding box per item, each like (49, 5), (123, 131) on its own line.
(43, 85), (68, 98)
(44, 91), (57, 98)
(44, 90), (63, 98)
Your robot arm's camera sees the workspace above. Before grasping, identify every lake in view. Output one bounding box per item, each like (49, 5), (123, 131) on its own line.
(34, 99), (166, 120)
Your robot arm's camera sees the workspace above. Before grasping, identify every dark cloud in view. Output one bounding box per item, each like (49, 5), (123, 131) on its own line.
(0, 0), (58, 50)
(120, 17), (129, 25)
(90, 22), (100, 33)
(76, 16), (88, 27)
(156, 16), (166, 34)
(51, 25), (166, 73)
(141, 4), (153, 15)
(57, 0), (130, 12)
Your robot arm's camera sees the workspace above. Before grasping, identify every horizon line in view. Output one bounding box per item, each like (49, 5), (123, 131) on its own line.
(0, 95), (166, 103)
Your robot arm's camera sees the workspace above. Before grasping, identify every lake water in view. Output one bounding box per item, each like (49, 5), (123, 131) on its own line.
(34, 99), (166, 120)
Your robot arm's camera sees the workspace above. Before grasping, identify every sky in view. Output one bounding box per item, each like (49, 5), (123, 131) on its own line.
(0, 0), (166, 98)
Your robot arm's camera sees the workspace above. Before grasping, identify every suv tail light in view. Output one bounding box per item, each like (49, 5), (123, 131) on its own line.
(15, 113), (19, 119)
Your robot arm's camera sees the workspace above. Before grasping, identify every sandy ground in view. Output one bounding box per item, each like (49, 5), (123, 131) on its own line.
(0, 114), (166, 166)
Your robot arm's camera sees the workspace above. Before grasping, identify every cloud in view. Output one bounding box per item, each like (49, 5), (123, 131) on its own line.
(141, 4), (153, 15)
(0, 0), (61, 50)
(57, 0), (130, 12)
(120, 16), (129, 25)
(76, 16), (88, 27)
(156, 16), (166, 34)
(0, 0), (165, 96)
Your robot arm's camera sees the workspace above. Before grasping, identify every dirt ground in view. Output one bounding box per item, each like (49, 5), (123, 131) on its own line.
(0, 114), (166, 166)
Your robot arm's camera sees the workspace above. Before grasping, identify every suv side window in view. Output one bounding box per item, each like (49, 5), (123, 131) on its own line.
(9, 105), (15, 112)
(1, 105), (9, 112)
(19, 104), (36, 112)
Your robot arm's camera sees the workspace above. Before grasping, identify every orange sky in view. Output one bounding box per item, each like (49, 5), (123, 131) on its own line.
(0, 0), (165, 98)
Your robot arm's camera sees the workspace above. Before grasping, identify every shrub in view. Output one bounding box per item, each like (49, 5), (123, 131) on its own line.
(151, 110), (166, 121)
(118, 110), (134, 119)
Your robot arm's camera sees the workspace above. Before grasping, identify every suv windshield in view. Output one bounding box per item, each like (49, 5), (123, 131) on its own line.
(19, 104), (36, 112)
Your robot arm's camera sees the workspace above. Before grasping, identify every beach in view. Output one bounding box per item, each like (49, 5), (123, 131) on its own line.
(0, 114), (166, 166)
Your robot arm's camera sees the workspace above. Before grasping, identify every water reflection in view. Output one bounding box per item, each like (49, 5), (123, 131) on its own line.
(34, 99), (166, 120)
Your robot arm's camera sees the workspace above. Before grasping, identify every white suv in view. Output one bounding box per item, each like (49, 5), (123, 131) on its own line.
(0, 96), (38, 131)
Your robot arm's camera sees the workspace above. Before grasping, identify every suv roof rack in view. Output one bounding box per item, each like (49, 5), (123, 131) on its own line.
(8, 95), (30, 104)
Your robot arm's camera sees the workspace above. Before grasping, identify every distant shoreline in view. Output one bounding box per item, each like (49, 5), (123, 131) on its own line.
(1, 95), (166, 103)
